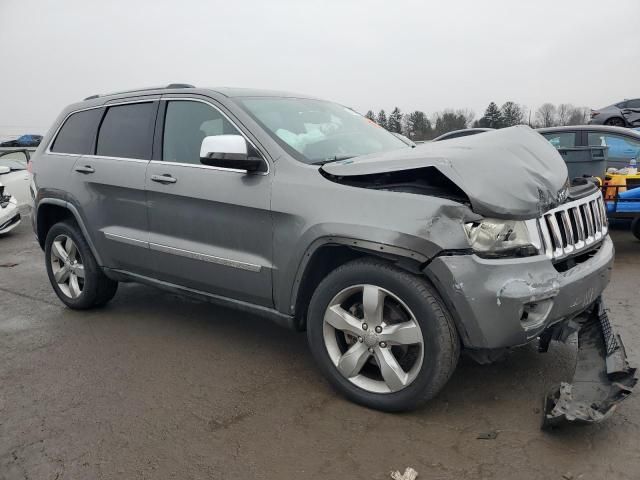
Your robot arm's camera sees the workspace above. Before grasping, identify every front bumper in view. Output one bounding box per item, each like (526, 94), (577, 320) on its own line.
(425, 235), (614, 349)
(0, 197), (21, 234)
(542, 299), (636, 427)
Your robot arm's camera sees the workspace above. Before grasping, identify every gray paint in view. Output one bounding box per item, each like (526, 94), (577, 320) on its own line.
(322, 126), (569, 219)
(32, 86), (615, 353)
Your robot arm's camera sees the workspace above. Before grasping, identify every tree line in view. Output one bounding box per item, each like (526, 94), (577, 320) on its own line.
(364, 102), (591, 141)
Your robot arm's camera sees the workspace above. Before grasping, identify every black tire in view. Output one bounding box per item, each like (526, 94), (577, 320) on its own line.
(632, 217), (640, 241)
(605, 117), (626, 127)
(44, 220), (118, 309)
(306, 258), (460, 412)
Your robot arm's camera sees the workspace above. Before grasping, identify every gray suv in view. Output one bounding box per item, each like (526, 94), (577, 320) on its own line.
(31, 85), (635, 423)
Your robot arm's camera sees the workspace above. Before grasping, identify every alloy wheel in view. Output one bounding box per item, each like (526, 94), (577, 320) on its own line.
(50, 234), (85, 299)
(322, 284), (424, 394)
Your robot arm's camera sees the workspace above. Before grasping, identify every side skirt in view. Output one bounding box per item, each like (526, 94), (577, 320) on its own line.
(103, 267), (297, 331)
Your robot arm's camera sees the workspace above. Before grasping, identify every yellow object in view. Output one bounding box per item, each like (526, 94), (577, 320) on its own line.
(603, 173), (640, 200)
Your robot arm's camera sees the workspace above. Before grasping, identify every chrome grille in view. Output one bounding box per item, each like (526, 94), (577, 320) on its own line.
(529, 191), (608, 260)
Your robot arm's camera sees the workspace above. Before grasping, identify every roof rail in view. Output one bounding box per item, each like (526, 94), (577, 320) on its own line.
(83, 83), (195, 101)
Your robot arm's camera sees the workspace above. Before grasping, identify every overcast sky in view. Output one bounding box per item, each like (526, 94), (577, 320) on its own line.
(1, 0), (639, 136)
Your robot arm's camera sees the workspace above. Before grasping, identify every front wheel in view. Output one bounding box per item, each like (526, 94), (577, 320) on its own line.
(307, 258), (460, 412)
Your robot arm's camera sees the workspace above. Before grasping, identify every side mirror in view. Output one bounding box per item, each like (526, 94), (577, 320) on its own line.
(0, 166), (10, 175)
(199, 135), (264, 172)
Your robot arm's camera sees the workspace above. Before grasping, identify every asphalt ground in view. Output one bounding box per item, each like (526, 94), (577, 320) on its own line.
(1, 218), (639, 479)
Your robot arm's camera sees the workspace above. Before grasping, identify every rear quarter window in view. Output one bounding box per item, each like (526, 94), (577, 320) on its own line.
(50, 109), (103, 154)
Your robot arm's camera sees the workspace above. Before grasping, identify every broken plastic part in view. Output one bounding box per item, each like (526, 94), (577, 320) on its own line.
(542, 298), (637, 429)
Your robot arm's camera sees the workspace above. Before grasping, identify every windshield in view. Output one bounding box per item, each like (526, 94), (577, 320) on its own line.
(236, 97), (409, 164)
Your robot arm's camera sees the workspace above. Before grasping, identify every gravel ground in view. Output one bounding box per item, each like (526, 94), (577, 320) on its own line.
(1, 218), (639, 480)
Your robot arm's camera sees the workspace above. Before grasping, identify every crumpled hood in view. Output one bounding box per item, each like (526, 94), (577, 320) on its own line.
(321, 125), (569, 219)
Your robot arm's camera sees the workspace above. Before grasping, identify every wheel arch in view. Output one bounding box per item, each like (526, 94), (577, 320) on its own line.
(36, 199), (104, 265)
(290, 237), (430, 330)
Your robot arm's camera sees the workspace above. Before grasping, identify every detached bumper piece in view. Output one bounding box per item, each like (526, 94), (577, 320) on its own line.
(542, 298), (637, 429)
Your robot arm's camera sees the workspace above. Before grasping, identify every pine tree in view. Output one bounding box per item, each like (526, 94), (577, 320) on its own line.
(405, 111), (431, 140)
(500, 101), (524, 127)
(376, 109), (388, 129)
(477, 102), (504, 129)
(387, 107), (403, 133)
(365, 110), (376, 122)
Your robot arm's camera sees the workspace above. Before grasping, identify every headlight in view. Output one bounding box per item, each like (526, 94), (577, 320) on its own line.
(464, 219), (539, 258)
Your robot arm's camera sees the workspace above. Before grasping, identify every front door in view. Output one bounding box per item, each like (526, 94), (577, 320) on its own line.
(145, 98), (273, 307)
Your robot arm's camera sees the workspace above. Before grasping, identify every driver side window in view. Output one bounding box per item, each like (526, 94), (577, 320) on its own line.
(163, 100), (240, 165)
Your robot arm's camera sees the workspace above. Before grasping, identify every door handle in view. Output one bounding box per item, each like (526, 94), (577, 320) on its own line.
(74, 165), (95, 174)
(151, 174), (177, 184)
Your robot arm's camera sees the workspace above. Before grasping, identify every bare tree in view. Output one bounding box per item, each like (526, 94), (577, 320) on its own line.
(535, 103), (558, 127)
(557, 104), (573, 126)
(567, 106), (590, 125)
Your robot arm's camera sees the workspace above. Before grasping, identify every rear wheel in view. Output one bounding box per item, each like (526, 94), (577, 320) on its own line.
(307, 258), (459, 412)
(605, 117), (626, 127)
(45, 221), (118, 309)
(632, 217), (640, 241)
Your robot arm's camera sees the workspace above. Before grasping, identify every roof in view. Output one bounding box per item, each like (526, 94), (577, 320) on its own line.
(82, 84), (319, 102)
(537, 125), (640, 137)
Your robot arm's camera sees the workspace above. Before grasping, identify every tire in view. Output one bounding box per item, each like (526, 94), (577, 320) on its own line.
(632, 217), (640, 241)
(306, 258), (460, 412)
(605, 117), (626, 127)
(44, 220), (118, 309)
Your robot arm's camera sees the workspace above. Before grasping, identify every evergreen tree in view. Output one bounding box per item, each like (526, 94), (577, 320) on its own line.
(501, 101), (524, 127)
(477, 102), (504, 129)
(376, 109), (388, 129)
(365, 110), (376, 122)
(405, 110), (431, 140)
(433, 110), (470, 137)
(387, 107), (403, 133)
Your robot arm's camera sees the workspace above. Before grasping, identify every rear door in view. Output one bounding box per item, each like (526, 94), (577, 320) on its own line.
(145, 96), (273, 307)
(66, 98), (159, 275)
(586, 131), (640, 169)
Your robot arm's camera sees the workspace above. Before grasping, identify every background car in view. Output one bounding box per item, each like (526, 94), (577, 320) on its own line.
(0, 134), (43, 147)
(589, 99), (640, 127)
(538, 125), (640, 170)
(432, 127), (494, 142)
(0, 150), (31, 210)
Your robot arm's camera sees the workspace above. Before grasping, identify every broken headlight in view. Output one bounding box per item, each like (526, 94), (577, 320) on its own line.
(464, 219), (539, 258)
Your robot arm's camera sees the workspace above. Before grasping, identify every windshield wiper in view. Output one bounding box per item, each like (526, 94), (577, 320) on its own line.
(311, 155), (356, 166)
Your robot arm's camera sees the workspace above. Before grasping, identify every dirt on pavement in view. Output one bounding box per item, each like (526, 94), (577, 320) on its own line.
(1, 218), (639, 480)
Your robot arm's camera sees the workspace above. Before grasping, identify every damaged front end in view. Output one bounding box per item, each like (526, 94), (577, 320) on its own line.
(540, 298), (637, 429)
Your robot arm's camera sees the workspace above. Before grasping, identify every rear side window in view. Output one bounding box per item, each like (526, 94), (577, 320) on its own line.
(542, 132), (576, 148)
(50, 109), (102, 154)
(626, 99), (640, 109)
(96, 102), (156, 159)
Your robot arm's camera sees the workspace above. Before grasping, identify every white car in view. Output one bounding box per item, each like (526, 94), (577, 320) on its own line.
(0, 149), (31, 212)
(0, 179), (20, 234)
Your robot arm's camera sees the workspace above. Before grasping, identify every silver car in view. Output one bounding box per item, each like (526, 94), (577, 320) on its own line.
(589, 98), (640, 127)
(30, 85), (636, 425)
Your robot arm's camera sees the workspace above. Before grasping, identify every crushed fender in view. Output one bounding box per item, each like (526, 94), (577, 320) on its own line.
(542, 298), (637, 429)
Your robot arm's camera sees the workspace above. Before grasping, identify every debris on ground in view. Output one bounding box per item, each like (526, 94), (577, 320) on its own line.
(476, 431), (498, 440)
(390, 467), (418, 480)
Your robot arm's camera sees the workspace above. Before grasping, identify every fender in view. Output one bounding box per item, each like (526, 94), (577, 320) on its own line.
(286, 235), (433, 315)
(36, 197), (104, 266)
